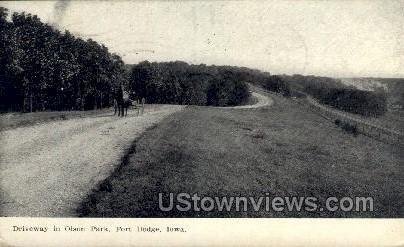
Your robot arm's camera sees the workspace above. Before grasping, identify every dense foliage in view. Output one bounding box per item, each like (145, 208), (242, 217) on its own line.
(0, 8), (126, 112)
(214, 67), (292, 96)
(281, 74), (387, 117)
(361, 78), (404, 109)
(258, 75), (291, 96)
(128, 61), (251, 106)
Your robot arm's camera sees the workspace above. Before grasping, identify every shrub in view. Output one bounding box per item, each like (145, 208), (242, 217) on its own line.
(261, 75), (291, 96)
(339, 121), (359, 136)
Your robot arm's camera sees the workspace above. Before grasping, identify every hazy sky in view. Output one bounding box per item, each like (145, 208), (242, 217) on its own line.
(1, 0), (403, 77)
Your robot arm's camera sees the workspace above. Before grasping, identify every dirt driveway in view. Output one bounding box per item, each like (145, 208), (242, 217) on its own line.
(0, 105), (185, 217)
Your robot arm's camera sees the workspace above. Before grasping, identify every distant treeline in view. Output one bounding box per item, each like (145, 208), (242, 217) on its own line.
(281, 74), (388, 116)
(127, 61), (301, 106)
(0, 8), (388, 115)
(358, 78), (404, 109)
(128, 61), (254, 106)
(209, 66), (292, 97)
(0, 8), (126, 112)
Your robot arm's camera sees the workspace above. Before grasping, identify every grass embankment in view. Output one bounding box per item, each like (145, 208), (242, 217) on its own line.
(0, 109), (111, 131)
(78, 93), (403, 217)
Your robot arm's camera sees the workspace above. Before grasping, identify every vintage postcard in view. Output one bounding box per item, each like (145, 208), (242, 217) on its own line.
(0, 0), (403, 246)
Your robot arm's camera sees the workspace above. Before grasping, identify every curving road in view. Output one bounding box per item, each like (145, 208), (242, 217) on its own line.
(217, 91), (273, 109)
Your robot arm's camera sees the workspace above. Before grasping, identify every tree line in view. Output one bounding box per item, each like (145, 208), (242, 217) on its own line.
(0, 8), (386, 116)
(280, 74), (387, 117)
(127, 61), (296, 107)
(0, 8), (126, 112)
(0, 8), (292, 112)
(0, 8), (254, 111)
(128, 61), (255, 106)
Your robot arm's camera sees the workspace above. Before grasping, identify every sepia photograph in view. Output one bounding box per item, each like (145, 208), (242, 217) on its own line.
(0, 0), (403, 245)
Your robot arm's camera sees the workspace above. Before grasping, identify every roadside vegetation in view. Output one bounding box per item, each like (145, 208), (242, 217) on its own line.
(334, 119), (359, 136)
(0, 108), (111, 131)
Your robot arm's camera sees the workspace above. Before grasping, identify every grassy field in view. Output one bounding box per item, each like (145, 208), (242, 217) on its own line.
(77, 91), (403, 217)
(370, 110), (404, 133)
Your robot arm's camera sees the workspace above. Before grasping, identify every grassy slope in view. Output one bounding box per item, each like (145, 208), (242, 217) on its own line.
(78, 93), (403, 217)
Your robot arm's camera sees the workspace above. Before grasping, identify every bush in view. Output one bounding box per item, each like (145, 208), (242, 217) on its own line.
(206, 74), (250, 106)
(338, 121), (359, 136)
(229, 80), (250, 105)
(261, 75), (291, 96)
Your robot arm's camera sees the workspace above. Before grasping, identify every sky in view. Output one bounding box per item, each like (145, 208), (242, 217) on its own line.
(1, 0), (403, 78)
